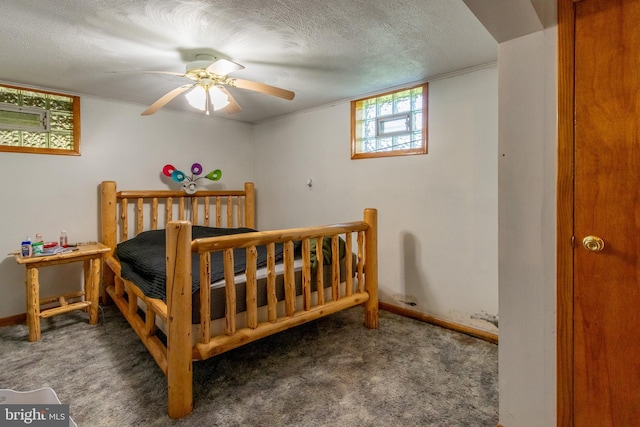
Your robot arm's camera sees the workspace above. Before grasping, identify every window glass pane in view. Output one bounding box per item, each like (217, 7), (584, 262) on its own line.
(364, 101), (377, 119)
(48, 95), (73, 111)
(364, 119), (377, 138)
(22, 131), (48, 148)
(50, 132), (73, 149)
(394, 90), (411, 113)
(395, 134), (411, 149)
(412, 131), (422, 148)
(413, 111), (423, 131)
(50, 112), (73, 131)
(0, 109), (42, 128)
(379, 115), (409, 135)
(412, 90), (423, 111)
(0, 87), (19, 105)
(379, 137), (393, 151)
(0, 129), (20, 145)
(377, 95), (393, 116)
(364, 138), (376, 152)
(22, 90), (47, 109)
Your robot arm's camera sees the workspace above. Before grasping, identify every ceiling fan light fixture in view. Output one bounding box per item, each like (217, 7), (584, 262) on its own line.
(185, 85), (206, 111)
(185, 85), (229, 113)
(210, 86), (229, 111)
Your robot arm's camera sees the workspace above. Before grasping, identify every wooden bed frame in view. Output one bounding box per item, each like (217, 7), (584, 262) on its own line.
(99, 181), (378, 419)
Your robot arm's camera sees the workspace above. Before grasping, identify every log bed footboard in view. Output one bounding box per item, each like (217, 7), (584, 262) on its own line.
(99, 181), (378, 419)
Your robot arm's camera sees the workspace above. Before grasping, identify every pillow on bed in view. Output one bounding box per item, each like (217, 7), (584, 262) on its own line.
(309, 236), (346, 269)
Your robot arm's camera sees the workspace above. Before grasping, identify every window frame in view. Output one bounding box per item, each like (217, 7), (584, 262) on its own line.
(0, 83), (81, 156)
(350, 82), (428, 159)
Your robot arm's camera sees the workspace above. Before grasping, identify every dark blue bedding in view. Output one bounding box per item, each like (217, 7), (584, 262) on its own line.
(115, 226), (284, 301)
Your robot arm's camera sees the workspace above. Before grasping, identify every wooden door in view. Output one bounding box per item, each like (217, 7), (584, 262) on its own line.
(572, 0), (640, 425)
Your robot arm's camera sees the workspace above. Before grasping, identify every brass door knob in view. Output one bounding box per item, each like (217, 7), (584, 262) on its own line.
(582, 235), (605, 252)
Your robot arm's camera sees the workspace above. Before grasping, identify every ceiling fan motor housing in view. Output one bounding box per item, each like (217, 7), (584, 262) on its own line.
(186, 54), (217, 73)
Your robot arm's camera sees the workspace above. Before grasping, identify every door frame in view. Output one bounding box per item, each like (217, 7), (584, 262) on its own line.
(557, 0), (576, 425)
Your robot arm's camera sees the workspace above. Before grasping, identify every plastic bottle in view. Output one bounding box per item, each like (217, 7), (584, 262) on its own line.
(21, 236), (32, 257)
(32, 233), (44, 255)
(60, 230), (68, 247)
(32, 240), (44, 255)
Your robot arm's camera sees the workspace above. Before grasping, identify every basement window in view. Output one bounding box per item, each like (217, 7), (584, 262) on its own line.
(351, 83), (427, 159)
(0, 84), (80, 155)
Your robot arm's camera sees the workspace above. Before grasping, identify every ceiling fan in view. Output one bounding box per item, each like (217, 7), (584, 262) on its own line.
(140, 54), (295, 116)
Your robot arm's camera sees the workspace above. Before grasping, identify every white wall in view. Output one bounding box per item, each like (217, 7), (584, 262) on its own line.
(0, 96), (254, 318)
(253, 65), (499, 333)
(497, 28), (557, 426)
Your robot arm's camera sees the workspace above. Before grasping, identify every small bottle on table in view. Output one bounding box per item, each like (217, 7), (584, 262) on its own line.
(21, 236), (32, 257)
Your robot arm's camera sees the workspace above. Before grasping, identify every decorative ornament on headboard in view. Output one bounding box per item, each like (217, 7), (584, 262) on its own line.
(162, 163), (222, 194)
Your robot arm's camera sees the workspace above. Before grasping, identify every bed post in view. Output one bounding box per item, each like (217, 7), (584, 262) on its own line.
(364, 208), (379, 329)
(244, 182), (255, 228)
(100, 181), (117, 303)
(166, 221), (193, 419)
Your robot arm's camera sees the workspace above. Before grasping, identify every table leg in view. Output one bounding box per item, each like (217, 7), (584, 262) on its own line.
(25, 267), (40, 342)
(83, 259), (90, 308)
(88, 258), (100, 325)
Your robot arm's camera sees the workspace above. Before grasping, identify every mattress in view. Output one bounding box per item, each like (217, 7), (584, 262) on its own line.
(115, 226), (282, 300)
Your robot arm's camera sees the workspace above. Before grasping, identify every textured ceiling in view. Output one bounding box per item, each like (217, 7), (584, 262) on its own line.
(0, 0), (499, 123)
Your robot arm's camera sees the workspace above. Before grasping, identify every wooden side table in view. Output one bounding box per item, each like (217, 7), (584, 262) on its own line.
(14, 243), (110, 342)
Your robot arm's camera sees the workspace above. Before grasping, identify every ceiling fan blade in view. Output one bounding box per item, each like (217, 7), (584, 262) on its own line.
(139, 71), (187, 77)
(231, 78), (295, 100)
(141, 83), (196, 116)
(206, 59), (245, 76)
(108, 70), (187, 78)
(217, 86), (243, 114)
